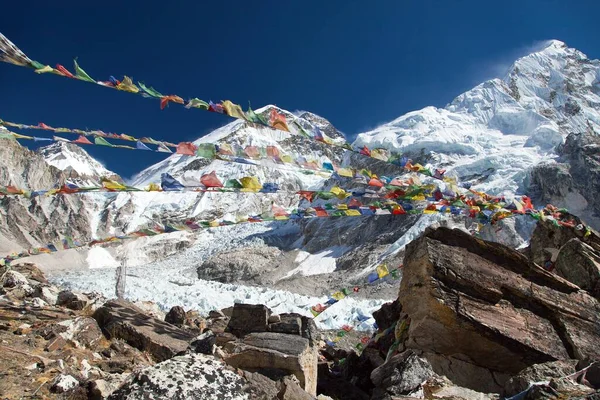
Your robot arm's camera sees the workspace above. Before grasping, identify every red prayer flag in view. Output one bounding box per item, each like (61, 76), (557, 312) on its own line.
(73, 135), (93, 145)
(176, 142), (197, 156)
(55, 64), (75, 78)
(360, 146), (371, 156)
(200, 171), (223, 188)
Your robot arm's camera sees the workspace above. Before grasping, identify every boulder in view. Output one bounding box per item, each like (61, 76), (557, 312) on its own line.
(33, 285), (59, 305)
(88, 376), (127, 400)
(209, 310), (226, 319)
(372, 299), (402, 332)
(503, 360), (578, 397)
(58, 317), (104, 349)
(268, 314), (281, 324)
(226, 303), (271, 337)
(107, 353), (250, 400)
(2, 270), (29, 288)
(371, 350), (436, 398)
(189, 330), (216, 355)
(224, 332), (318, 396)
(279, 375), (315, 400)
(164, 306), (186, 325)
(57, 290), (89, 310)
(554, 238), (600, 299)
(45, 336), (68, 352)
(398, 227), (600, 393)
(269, 314), (302, 335)
(50, 374), (79, 393)
(93, 299), (195, 362)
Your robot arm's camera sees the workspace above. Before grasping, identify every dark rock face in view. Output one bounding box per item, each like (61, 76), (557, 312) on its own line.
(164, 306), (186, 326)
(93, 299), (195, 362)
(370, 350), (436, 399)
(398, 226), (600, 393)
(554, 238), (600, 299)
(372, 299), (402, 332)
(529, 128), (600, 231)
(56, 290), (89, 311)
(226, 303), (271, 337)
(189, 330), (216, 355)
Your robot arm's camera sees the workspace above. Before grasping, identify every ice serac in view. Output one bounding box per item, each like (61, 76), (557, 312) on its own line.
(354, 39), (600, 201)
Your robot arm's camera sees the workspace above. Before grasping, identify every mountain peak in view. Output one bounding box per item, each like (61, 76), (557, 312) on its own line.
(39, 142), (121, 183)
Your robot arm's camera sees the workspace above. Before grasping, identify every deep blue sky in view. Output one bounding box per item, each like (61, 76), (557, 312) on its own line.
(1, 0), (599, 180)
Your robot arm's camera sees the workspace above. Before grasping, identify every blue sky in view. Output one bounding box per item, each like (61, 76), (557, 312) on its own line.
(1, 0), (599, 180)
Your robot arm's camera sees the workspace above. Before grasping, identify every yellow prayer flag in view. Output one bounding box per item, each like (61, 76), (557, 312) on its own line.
(330, 186), (349, 199)
(209, 220), (220, 227)
(222, 100), (248, 121)
(376, 264), (389, 279)
(331, 291), (346, 301)
(337, 168), (354, 178)
(116, 76), (140, 93)
(102, 179), (127, 191)
(34, 65), (54, 74)
(345, 209), (362, 216)
(240, 176), (262, 191)
(145, 183), (162, 192)
(281, 154), (293, 163)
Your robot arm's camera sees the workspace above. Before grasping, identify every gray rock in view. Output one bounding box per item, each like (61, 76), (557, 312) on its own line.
(226, 303), (271, 337)
(165, 306), (186, 325)
(33, 285), (59, 305)
(554, 239), (600, 299)
(503, 360), (578, 397)
(57, 290), (89, 310)
(209, 310), (226, 319)
(269, 315), (302, 335)
(50, 374), (79, 393)
(93, 299), (195, 362)
(279, 375), (315, 400)
(371, 350), (435, 396)
(268, 314), (281, 324)
(189, 330), (216, 355)
(2, 270), (29, 288)
(57, 316), (103, 349)
(107, 353), (250, 400)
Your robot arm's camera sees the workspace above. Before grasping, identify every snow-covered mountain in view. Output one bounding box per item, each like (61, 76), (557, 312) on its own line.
(40, 142), (121, 185)
(355, 40), (600, 216)
(2, 39), (600, 328)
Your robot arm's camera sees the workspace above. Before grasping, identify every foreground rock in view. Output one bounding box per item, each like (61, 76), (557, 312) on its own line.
(108, 353), (251, 400)
(93, 299), (196, 362)
(396, 226), (600, 392)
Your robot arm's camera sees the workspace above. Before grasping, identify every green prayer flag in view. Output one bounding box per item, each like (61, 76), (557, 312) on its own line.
(196, 143), (216, 159)
(246, 105), (268, 125)
(186, 98), (209, 110)
(225, 179), (243, 189)
(94, 136), (113, 147)
(74, 59), (96, 83)
(30, 60), (45, 70)
(337, 331), (346, 337)
(138, 82), (164, 98)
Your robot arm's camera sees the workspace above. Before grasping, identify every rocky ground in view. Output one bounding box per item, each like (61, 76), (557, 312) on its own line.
(1, 216), (600, 399)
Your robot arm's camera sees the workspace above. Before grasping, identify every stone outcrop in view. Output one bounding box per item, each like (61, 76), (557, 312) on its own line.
(107, 353), (250, 400)
(396, 226), (600, 392)
(226, 303), (272, 337)
(93, 299), (196, 362)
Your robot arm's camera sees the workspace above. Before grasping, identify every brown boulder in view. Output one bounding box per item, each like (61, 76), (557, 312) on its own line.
(93, 299), (195, 362)
(164, 306), (186, 325)
(399, 227), (600, 393)
(224, 332), (318, 396)
(226, 303), (271, 337)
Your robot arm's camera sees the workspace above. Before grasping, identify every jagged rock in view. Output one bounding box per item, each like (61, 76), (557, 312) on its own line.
(371, 350), (436, 398)
(226, 303), (271, 337)
(45, 336), (67, 352)
(93, 299), (195, 362)
(164, 306), (186, 325)
(50, 374), (79, 393)
(372, 299), (402, 332)
(57, 290), (89, 310)
(88, 375), (127, 400)
(209, 310), (226, 319)
(224, 332), (318, 396)
(216, 332), (238, 347)
(14, 323), (32, 335)
(503, 360), (578, 397)
(33, 285), (59, 305)
(197, 246), (283, 284)
(57, 316), (103, 349)
(36, 322), (69, 340)
(242, 370), (281, 399)
(189, 330), (216, 354)
(528, 216), (600, 268)
(107, 353), (250, 400)
(2, 270), (29, 288)
(279, 375), (316, 400)
(399, 227), (600, 393)
(554, 238), (600, 299)
(269, 314), (302, 335)
(30, 297), (48, 308)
